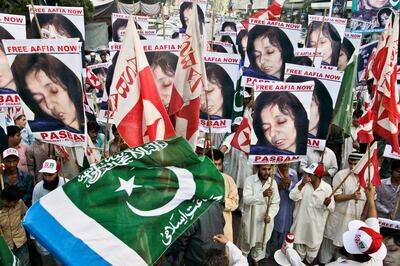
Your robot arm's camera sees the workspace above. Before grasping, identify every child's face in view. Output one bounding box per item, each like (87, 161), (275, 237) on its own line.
(2, 199), (17, 209)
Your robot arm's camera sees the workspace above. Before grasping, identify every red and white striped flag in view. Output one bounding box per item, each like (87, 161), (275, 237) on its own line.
(240, 0), (283, 29)
(86, 66), (102, 91)
(109, 16), (175, 148)
(357, 91), (374, 143)
(168, 2), (206, 148)
(353, 142), (381, 189)
(231, 116), (251, 155)
(370, 13), (400, 153)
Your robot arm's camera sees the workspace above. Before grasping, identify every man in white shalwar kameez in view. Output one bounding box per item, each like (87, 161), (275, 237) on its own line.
(241, 164), (280, 263)
(289, 163), (335, 264)
(320, 153), (366, 264)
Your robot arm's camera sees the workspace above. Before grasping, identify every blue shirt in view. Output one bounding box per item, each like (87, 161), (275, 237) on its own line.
(3, 169), (34, 207)
(273, 168), (298, 233)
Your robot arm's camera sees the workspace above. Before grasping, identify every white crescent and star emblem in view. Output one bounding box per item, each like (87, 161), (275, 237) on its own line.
(115, 166), (196, 217)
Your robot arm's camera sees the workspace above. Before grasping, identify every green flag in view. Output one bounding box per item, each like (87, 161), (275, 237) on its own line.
(332, 54), (358, 136)
(23, 137), (225, 265)
(0, 235), (18, 266)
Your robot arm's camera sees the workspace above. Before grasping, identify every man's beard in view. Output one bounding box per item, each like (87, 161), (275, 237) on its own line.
(43, 176), (60, 191)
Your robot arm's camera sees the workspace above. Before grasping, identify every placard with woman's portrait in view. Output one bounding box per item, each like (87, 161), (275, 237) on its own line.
(352, 0), (392, 33)
(284, 63), (344, 151)
(0, 13), (25, 107)
(305, 15), (347, 68)
(3, 38), (85, 147)
(111, 13), (149, 42)
(200, 52), (241, 133)
(243, 18), (302, 82)
(250, 81), (314, 164)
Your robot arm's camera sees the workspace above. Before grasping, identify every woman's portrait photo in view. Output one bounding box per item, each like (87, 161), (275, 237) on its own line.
(200, 62), (235, 119)
(31, 13), (83, 41)
(306, 21), (341, 66)
(221, 21), (237, 33)
(147, 51), (178, 111)
(112, 18), (143, 42)
(253, 91), (308, 155)
(179, 1), (205, 32)
(11, 53), (85, 133)
(0, 25), (15, 90)
(286, 75), (333, 139)
(246, 25), (294, 80)
(337, 37), (355, 71)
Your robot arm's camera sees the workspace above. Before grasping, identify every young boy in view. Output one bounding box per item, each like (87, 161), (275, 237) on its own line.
(0, 186), (30, 265)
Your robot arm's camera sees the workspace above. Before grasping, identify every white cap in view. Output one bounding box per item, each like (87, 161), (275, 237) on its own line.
(342, 219), (387, 260)
(39, 159), (59, 174)
(2, 148), (19, 159)
(233, 117), (243, 126)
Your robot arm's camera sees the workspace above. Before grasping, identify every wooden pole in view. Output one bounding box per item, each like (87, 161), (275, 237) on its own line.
(319, 123), (333, 163)
(30, 0), (43, 39)
(92, 91), (99, 118)
(211, 10), (215, 44)
(162, 3), (166, 40)
(393, 192), (400, 219)
(312, 9), (327, 65)
(103, 99), (112, 158)
(0, 157), (4, 190)
(262, 165), (276, 246)
(328, 170), (353, 198)
(367, 142), (371, 189)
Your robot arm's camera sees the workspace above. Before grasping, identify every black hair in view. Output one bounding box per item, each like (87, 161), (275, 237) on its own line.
(286, 75), (333, 138)
(31, 13), (83, 42)
(306, 21), (341, 66)
(221, 21), (237, 33)
(87, 121), (100, 132)
(253, 91), (308, 154)
(148, 51), (178, 77)
(200, 249), (229, 266)
(112, 19), (142, 42)
(212, 44), (228, 53)
(220, 35), (238, 54)
(353, 108), (363, 118)
(0, 25), (14, 53)
(339, 247), (371, 263)
(206, 149), (224, 162)
(11, 53), (85, 132)
(247, 25), (294, 80)
(391, 159), (400, 172)
(341, 37), (355, 61)
(179, 2), (205, 29)
(1, 185), (22, 202)
(381, 227), (400, 246)
(205, 62), (235, 119)
(236, 29), (248, 60)
(292, 56), (313, 66)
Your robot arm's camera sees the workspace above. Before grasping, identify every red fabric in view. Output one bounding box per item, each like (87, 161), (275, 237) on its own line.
(354, 147), (381, 189)
(241, 1), (282, 29)
(85, 67), (102, 90)
(359, 227), (383, 254)
(231, 117), (250, 155)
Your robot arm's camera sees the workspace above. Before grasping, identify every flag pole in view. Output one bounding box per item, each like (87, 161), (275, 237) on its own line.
(262, 164), (276, 246)
(92, 91), (99, 118)
(367, 142), (371, 189)
(0, 157), (4, 190)
(328, 170), (353, 198)
(393, 193), (400, 218)
(59, 156), (66, 184)
(162, 3), (166, 40)
(103, 99), (111, 158)
(312, 9), (327, 65)
(30, 0), (43, 39)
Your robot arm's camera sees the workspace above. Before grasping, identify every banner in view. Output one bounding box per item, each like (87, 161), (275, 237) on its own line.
(3, 39), (85, 147)
(179, 0), (207, 31)
(219, 31), (237, 54)
(293, 48), (323, 68)
(243, 18), (302, 81)
(200, 52), (241, 133)
(329, 0), (348, 17)
(0, 13), (26, 93)
(338, 32), (362, 71)
(250, 81), (314, 164)
(207, 40), (234, 54)
(23, 137), (224, 265)
(383, 144), (400, 159)
(284, 63), (344, 150)
(305, 15), (347, 67)
(352, 0), (393, 33)
(142, 39), (182, 112)
(28, 5), (85, 41)
(111, 13), (149, 42)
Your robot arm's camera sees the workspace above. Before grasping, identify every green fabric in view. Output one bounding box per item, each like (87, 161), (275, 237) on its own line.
(332, 54), (358, 137)
(0, 235), (18, 266)
(63, 136), (225, 265)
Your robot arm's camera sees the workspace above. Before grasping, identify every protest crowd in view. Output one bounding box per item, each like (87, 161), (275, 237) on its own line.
(1, 0), (400, 265)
